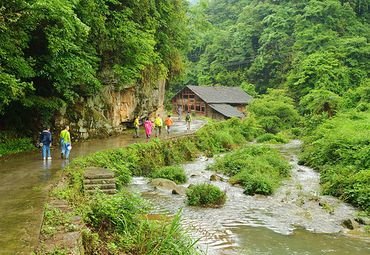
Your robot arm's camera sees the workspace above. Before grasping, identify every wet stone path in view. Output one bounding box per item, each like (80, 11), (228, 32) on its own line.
(0, 119), (204, 255)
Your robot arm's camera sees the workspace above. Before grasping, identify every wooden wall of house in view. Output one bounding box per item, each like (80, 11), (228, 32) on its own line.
(172, 87), (207, 115)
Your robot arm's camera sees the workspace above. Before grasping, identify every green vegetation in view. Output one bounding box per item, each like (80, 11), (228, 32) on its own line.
(301, 111), (370, 213)
(81, 191), (198, 254)
(178, 0), (369, 213)
(209, 145), (291, 195)
(256, 133), (288, 144)
(186, 183), (226, 207)
(151, 166), (187, 184)
(0, 0), (188, 132)
(248, 89), (301, 134)
(0, 131), (35, 156)
(44, 117), (258, 253)
(41, 204), (78, 238)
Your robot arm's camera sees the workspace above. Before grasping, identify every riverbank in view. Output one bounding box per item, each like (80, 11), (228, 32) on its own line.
(129, 140), (370, 254)
(35, 117), (259, 254)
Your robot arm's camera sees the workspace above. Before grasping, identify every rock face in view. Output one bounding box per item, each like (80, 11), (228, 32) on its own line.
(55, 72), (165, 140)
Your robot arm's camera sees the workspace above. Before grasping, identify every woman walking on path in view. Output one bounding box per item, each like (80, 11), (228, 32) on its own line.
(165, 115), (173, 135)
(60, 125), (72, 159)
(144, 117), (153, 139)
(40, 127), (52, 160)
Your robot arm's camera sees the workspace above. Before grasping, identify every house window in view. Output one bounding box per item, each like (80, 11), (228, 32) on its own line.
(196, 104), (201, 112)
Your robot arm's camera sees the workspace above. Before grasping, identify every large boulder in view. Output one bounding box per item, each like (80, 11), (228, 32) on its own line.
(150, 178), (178, 190)
(172, 186), (186, 195)
(342, 218), (360, 230)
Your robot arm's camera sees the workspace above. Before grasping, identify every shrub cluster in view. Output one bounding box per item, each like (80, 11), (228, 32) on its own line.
(186, 183), (226, 207)
(256, 133), (288, 144)
(209, 145), (290, 195)
(151, 165), (187, 184)
(0, 132), (35, 156)
(301, 111), (370, 213)
(83, 191), (197, 254)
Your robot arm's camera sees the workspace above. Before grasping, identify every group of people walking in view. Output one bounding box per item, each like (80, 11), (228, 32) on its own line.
(134, 111), (192, 139)
(39, 125), (72, 160)
(39, 110), (193, 159)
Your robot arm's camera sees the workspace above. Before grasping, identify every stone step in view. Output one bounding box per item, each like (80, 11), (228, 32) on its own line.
(83, 178), (116, 185)
(85, 189), (117, 195)
(84, 167), (115, 179)
(84, 183), (116, 190)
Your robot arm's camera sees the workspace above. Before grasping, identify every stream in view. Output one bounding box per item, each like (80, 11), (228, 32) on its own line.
(128, 140), (370, 255)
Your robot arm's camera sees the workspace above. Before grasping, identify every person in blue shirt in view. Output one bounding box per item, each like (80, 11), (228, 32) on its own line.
(40, 127), (52, 160)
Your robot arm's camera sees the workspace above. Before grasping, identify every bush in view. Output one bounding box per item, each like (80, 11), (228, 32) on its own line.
(82, 191), (198, 254)
(256, 133), (288, 143)
(248, 89), (301, 134)
(186, 183), (226, 207)
(151, 165), (187, 184)
(209, 145), (290, 195)
(0, 137), (35, 156)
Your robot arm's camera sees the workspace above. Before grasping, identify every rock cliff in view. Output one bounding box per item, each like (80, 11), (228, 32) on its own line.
(54, 73), (165, 140)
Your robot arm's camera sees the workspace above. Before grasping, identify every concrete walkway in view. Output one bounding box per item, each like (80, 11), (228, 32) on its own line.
(0, 119), (205, 254)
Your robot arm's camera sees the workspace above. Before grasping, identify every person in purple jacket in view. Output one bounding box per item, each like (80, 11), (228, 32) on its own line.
(40, 127), (52, 160)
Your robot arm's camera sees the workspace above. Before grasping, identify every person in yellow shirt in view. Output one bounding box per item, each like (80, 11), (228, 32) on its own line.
(154, 114), (163, 137)
(60, 125), (71, 159)
(165, 115), (173, 135)
(133, 116), (140, 138)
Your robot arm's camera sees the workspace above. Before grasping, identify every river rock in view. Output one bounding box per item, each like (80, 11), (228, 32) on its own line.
(355, 216), (370, 226)
(341, 218), (360, 230)
(150, 178), (178, 190)
(172, 186), (186, 195)
(210, 174), (222, 181)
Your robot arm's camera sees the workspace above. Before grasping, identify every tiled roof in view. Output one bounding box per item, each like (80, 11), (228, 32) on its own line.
(187, 85), (253, 104)
(208, 104), (245, 118)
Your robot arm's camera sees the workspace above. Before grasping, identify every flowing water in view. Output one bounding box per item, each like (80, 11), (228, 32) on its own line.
(0, 119), (204, 254)
(128, 140), (370, 255)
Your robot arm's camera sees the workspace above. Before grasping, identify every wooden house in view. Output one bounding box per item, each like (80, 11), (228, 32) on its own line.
(171, 85), (253, 119)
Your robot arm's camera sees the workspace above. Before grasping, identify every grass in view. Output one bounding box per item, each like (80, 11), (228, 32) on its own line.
(208, 145), (291, 195)
(82, 191), (198, 255)
(151, 165), (187, 184)
(186, 183), (226, 207)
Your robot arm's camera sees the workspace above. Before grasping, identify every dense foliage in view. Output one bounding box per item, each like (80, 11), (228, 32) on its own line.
(248, 89), (301, 134)
(183, 0), (369, 96)
(186, 183), (226, 207)
(301, 111), (370, 212)
(0, 0), (188, 132)
(181, 0), (369, 213)
(151, 165), (188, 184)
(209, 145), (291, 195)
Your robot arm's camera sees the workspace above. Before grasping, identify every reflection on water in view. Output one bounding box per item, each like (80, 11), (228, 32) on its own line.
(128, 141), (370, 255)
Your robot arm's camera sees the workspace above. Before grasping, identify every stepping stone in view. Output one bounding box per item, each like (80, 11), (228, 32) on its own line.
(83, 167), (117, 195)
